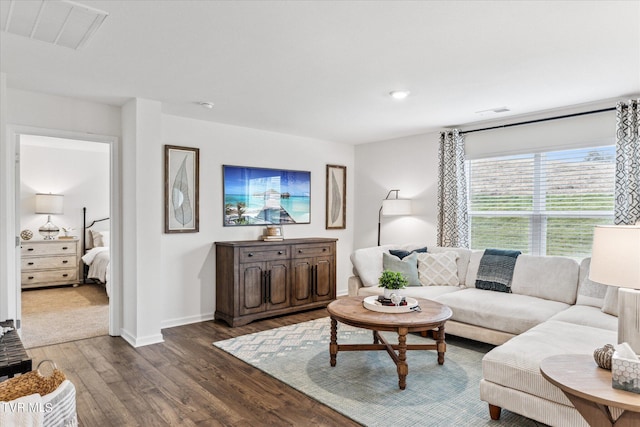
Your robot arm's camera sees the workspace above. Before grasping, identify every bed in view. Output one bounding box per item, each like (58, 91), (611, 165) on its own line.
(81, 207), (111, 297)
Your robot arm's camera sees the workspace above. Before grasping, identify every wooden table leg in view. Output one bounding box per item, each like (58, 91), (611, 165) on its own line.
(373, 330), (379, 344)
(397, 327), (408, 390)
(329, 317), (337, 367)
(436, 324), (446, 365)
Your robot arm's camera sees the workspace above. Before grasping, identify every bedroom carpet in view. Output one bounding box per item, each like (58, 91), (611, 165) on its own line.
(214, 317), (548, 427)
(21, 284), (109, 349)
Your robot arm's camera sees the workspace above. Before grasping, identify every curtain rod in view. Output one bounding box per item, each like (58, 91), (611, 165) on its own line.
(460, 107), (616, 135)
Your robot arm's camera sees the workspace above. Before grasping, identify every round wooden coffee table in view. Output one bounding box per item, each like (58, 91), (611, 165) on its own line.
(326, 296), (452, 390)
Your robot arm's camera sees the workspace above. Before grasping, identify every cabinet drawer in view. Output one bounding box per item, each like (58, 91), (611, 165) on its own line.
(21, 255), (76, 271)
(240, 246), (289, 262)
(293, 244), (334, 257)
(21, 242), (77, 257)
(21, 268), (77, 285)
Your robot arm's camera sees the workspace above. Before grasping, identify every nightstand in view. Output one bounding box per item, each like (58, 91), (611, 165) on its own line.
(21, 239), (80, 289)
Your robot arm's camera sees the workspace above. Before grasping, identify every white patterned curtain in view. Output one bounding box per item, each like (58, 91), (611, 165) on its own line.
(615, 99), (640, 225)
(437, 130), (469, 247)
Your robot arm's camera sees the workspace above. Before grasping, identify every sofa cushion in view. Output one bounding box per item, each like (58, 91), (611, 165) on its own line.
(576, 257), (608, 308)
(475, 249), (521, 292)
(433, 288), (570, 335)
(549, 305), (618, 331)
(382, 252), (420, 287)
(602, 286), (619, 316)
(350, 245), (396, 287)
(510, 255), (579, 304)
(417, 252), (459, 286)
(389, 246), (427, 259)
(482, 320), (617, 407)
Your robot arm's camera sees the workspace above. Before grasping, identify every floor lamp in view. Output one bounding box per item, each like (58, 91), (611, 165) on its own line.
(377, 189), (412, 246)
(589, 224), (640, 354)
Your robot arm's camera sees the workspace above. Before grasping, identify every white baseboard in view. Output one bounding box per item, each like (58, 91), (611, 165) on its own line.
(160, 312), (215, 330)
(120, 328), (164, 348)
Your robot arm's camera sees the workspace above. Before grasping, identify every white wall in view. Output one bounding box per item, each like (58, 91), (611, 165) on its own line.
(160, 114), (355, 328)
(353, 132), (441, 250)
(20, 138), (109, 239)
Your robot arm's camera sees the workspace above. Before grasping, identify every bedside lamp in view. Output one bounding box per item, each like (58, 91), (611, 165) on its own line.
(589, 224), (640, 354)
(377, 189), (412, 246)
(35, 193), (64, 240)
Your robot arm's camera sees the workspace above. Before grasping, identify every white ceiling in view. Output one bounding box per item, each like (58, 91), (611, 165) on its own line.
(1, 0), (639, 144)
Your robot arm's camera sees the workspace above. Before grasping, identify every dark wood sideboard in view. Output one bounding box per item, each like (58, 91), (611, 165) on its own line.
(215, 238), (337, 327)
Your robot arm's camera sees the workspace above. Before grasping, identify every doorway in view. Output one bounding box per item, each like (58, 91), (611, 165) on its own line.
(19, 134), (110, 348)
(6, 126), (121, 347)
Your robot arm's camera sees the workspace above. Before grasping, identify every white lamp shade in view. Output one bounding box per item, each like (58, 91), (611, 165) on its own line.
(35, 193), (64, 215)
(589, 225), (640, 290)
(381, 199), (412, 216)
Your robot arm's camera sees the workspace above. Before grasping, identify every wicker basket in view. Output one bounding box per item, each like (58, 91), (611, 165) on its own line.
(0, 360), (66, 401)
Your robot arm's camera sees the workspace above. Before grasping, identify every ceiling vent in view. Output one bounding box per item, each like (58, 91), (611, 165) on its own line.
(1, 0), (108, 50)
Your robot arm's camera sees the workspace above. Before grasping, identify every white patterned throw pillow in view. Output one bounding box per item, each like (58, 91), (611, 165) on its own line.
(417, 252), (460, 286)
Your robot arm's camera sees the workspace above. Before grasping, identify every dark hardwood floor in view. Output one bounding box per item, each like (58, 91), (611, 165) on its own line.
(27, 308), (361, 426)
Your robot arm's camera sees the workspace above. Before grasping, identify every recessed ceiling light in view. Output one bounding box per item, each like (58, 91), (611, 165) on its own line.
(198, 101), (214, 109)
(389, 90), (410, 100)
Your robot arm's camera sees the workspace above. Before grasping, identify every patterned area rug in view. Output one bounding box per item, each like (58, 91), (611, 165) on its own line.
(214, 317), (547, 427)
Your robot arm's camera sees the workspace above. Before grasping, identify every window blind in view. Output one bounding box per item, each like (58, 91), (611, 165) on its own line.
(467, 145), (615, 259)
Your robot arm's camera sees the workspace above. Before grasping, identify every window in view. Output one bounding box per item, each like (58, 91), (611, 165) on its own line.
(467, 145), (615, 259)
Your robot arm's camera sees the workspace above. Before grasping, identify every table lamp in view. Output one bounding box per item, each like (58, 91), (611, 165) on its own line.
(35, 193), (64, 240)
(589, 224), (640, 354)
(377, 189), (412, 246)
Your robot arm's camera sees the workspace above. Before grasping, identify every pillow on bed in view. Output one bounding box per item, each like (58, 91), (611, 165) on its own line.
(91, 230), (110, 247)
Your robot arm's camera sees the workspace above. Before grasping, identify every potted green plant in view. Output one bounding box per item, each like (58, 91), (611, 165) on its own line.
(378, 270), (408, 298)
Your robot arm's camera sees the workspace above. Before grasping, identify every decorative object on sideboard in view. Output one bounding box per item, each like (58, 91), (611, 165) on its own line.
(589, 224), (640, 354)
(377, 189), (412, 246)
(20, 229), (33, 241)
(326, 164), (346, 229)
(261, 225), (284, 241)
(35, 193), (64, 240)
(593, 344), (615, 370)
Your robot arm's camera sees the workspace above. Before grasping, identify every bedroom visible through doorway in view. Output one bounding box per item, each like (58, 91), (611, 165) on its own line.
(19, 135), (110, 349)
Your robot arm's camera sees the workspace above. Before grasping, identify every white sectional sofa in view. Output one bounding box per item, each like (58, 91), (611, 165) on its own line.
(348, 244), (620, 427)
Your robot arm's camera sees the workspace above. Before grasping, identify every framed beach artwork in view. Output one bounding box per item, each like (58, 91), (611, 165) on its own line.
(326, 164), (346, 229)
(165, 145), (199, 233)
(223, 165), (311, 226)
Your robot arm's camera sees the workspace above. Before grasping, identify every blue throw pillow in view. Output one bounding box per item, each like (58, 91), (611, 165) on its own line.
(382, 252), (421, 286)
(388, 247), (428, 260)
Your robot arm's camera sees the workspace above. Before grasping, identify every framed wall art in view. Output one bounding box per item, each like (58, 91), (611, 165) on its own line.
(165, 145), (199, 233)
(326, 164), (346, 229)
(223, 165), (311, 226)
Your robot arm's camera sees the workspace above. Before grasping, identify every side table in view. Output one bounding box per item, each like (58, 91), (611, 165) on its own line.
(540, 354), (640, 427)
(0, 320), (32, 380)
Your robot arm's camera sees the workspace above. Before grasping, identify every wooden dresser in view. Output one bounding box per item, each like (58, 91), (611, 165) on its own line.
(21, 239), (80, 289)
(215, 238), (337, 327)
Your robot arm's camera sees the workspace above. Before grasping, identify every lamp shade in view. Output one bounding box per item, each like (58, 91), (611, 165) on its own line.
(589, 225), (640, 290)
(381, 199), (412, 216)
(35, 193), (64, 215)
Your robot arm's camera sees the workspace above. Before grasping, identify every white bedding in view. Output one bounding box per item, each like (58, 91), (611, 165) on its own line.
(82, 247), (111, 297)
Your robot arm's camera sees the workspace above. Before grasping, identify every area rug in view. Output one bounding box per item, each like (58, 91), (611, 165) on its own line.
(21, 284), (109, 349)
(214, 317), (547, 427)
